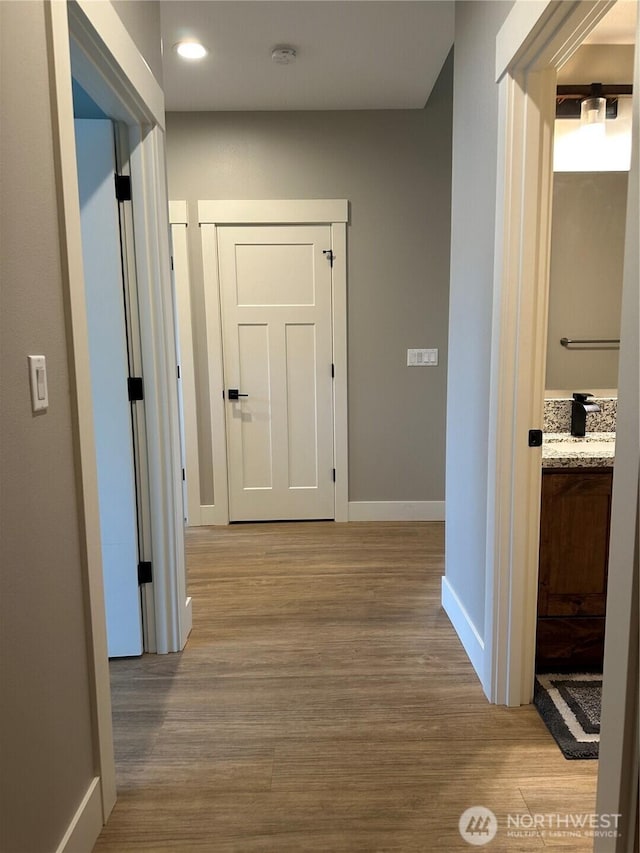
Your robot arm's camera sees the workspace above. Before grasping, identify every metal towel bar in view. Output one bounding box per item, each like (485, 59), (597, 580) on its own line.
(560, 337), (620, 349)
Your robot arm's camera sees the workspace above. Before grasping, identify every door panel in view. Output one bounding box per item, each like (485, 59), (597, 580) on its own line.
(235, 243), (316, 306)
(236, 323), (272, 489)
(75, 119), (143, 657)
(218, 225), (334, 521)
(285, 324), (319, 488)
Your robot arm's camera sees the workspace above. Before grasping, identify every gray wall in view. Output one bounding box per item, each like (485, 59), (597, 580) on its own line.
(546, 172), (628, 391)
(445, 1), (514, 634)
(0, 2), (95, 850)
(165, 51), (453, 504)
(111, 0), (163, 84)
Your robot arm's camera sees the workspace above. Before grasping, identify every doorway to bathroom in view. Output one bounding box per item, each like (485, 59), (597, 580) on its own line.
(488, 0), (638, 837)
(535, 30), (633, 674)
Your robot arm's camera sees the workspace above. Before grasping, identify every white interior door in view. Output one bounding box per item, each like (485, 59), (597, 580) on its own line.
(75, 118), (143, 657)
(218, 225), (335, 521)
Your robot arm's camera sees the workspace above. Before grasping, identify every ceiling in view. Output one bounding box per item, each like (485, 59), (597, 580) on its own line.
(159, 1), (454, 111)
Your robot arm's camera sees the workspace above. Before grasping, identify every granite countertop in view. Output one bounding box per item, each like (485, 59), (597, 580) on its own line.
(542, 432), (615, 469)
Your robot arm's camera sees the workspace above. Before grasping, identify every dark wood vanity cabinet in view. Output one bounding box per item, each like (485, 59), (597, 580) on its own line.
(536, 468), (613, 670)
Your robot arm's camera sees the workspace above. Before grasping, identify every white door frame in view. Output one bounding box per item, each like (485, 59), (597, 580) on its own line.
(47, 0), (189, 824)
(487, 0), (616, 706)
(489, 0), (638, 844)
(198, 200), (349, 524)
(169, 202), (203, 526)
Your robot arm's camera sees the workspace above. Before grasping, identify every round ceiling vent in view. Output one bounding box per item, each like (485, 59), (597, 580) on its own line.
(271, 47), (297, 65)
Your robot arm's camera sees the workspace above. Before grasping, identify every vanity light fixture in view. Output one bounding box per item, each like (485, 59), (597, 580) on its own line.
(175, 40), (207, 60)
(555, 82), (633, 122)
(580, 84), (607, 131)
(580, 83), (607, 143)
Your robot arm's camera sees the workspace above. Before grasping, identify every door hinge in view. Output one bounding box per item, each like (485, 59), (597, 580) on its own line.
(138, 561), (152, 585)
(170, 256), (174, 271)
(177, 364), (181, 379)
(127, 377), (144, 402)
(322, 249), (335, 268)
(331, 363), (335, 378)
(182, 468), (186, 482)
(115, 174), (132, 202)
(332, 468), (336, 482)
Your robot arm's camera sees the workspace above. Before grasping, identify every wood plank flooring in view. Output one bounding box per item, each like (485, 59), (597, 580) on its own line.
(94, 522), (597, 852)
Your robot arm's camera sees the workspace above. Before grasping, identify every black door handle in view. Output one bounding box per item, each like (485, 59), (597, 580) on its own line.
(227, 389), (248, 400)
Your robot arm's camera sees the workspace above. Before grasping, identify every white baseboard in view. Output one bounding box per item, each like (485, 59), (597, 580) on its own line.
(347, 501), (445, 522)
(55, 776), (103, 853)
(193, 502), (445, 524)
(180, 596), (193, 649)
(441, 576), (485, 681)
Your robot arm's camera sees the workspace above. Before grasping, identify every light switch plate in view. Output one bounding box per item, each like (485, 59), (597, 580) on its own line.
(407, 348), (438, 366)
(28, 355), (48, 412)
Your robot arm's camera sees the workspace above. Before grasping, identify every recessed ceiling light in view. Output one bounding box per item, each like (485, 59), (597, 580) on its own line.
(175, 40), (207, 61)
(271, 47), (297, 65)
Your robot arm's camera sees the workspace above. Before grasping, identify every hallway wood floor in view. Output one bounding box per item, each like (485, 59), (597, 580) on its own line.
(94, 522), (597, 852)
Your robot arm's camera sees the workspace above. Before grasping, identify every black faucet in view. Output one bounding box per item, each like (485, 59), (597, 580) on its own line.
(571, 392), (601, 437)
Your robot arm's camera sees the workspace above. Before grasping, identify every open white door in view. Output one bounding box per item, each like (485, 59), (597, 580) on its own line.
(75, 118), (142, 657)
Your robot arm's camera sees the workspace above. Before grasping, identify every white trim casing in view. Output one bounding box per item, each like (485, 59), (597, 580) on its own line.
(55, 777), (103, 853)
(348, 501), (444, 522)
(70, 0), (164, 128)
(198, 199), (348, 225)
(441, 577), (485, 679)
(169, 200), (188, 226)
(495, 1), (615, 83)
(200, 223), (231, 526)
(485, 67), (556, 706)
(198, 200), (349, 525)
(169, 202), (201, 526)
(331, 222), (349, 522)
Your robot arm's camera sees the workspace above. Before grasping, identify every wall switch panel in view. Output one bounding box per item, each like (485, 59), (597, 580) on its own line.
(28, 355), (49, 412)
(407, 348), (438, 366)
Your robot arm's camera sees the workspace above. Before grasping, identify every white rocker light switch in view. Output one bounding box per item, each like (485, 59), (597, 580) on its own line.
(28, 355), (49, 412)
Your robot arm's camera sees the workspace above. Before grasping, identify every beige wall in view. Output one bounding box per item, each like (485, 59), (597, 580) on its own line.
(0, 2), (96, 850)
(546, 172), (628, 391)
(111, 0), (163, 84)
(445, 0), (514, 633)
(165, 52), (453, 504)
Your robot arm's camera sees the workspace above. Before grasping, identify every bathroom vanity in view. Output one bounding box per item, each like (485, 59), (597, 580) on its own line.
(536, 431), (615, 670)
